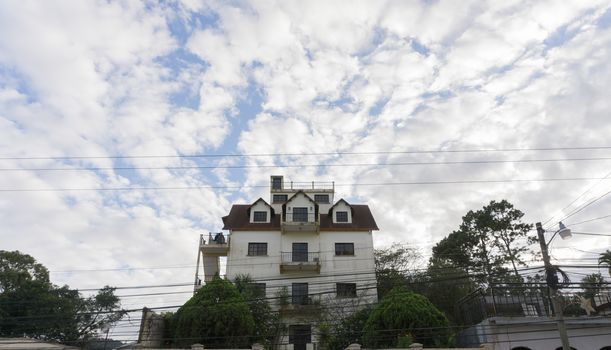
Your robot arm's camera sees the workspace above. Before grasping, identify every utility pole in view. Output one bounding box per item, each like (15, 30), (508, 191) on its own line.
(536, 222), (571, 350)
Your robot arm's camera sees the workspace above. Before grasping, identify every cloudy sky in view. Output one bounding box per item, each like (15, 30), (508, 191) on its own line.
(2, 0), (611, 340)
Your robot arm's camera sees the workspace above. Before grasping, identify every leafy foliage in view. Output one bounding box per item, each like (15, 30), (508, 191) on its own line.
(0, 251), (125, 345)
(432, 200), (533, 285)
(173, 276), (255, 348)
(580, 273), (606, 300)
(319, 307), (372, 350)
(374, 243), (422, 299)
(599, 250), (611, 276)
(233, 274), (283, 347)
(0, 250), (50, 293)
(362, 287), (450, 347)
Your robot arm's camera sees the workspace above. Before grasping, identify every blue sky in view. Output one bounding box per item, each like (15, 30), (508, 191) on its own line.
(2, 0), (611, 340)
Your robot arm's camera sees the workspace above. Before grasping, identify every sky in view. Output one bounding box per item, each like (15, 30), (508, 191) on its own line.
(2, 0), (611, 341)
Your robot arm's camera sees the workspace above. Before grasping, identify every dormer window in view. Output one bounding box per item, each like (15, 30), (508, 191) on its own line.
(253, 211), (267, 222)
(336, 211), (348, 223)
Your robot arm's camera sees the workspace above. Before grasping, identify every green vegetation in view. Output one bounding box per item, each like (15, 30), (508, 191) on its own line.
(362, 287), (450, 347)
(432, 200), (533, 285)
(173, 275), (255, 348)
(599, 250), (611, 276)
(0, 250), (125, 345)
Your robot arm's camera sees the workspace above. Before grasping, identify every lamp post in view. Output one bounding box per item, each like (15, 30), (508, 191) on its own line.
(536, 221), (572, 350)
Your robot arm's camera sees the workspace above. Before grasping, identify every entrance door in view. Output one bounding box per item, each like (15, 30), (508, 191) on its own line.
(292, 242), (308, 262)
(289, 325), (311, 350)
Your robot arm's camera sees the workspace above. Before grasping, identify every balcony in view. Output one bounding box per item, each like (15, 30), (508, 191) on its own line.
(280, 252), (321, 273)
(200, 232), (229, 256)
(280, 296), (321, 316)
(282, 212), (319, 233)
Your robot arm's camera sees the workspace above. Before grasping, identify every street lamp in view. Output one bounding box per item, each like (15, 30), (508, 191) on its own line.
(535, 221), (572, 350)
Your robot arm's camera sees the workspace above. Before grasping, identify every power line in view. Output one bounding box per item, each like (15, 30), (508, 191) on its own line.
(4, 176), (611, 192)
(4, 156), (611, 172)
(4, 145), (611, 161)
(541, 170), (611, 229)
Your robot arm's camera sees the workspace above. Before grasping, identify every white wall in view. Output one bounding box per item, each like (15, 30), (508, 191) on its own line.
(285, 193), (316, 222)
(226, 228), (377, 309)
(249, 200), (272, 223)
(331, 201), (352, 223)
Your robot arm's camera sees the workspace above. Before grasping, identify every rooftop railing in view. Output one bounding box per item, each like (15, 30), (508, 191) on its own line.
(271, 180), (335, 191)
(455, 283), (611, 326)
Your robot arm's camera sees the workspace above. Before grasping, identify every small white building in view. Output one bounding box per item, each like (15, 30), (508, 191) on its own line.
(198, 176), (379, 350)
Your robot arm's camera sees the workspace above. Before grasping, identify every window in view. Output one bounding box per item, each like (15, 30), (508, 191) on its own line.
(289, 325), (311, 350)
(292, 283), (308, 305)
(273, 194), (288, 203)
(248, 243), (267, 256)
(336, 283), (357, 298)
(314, 194), (329, 203)
(253, 211), (267, 222)
(336, 211), (348, 222)
(292, 207), (308, 222)
(271, 176), (282, 190)
(335, 243), (354, 256)
(292, 242), (308, 262)
(250, 283), (266, 297)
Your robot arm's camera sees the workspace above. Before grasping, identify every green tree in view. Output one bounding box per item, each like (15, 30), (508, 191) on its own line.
(362, 287), (450, 348)
(0, 250), (50, 292)
(233, 274), (283, 347)
(599, 250), (611, 276)
(173, 276), (255, 348)
(319, 307), (372, 350)
(374, 243), (422, 299)
(432, 200), (532, 285)
(581, 273), (606, 300)
(0, 251), (125, 345)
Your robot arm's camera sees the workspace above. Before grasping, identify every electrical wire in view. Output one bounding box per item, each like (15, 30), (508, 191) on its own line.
(4, 145), (611, 161)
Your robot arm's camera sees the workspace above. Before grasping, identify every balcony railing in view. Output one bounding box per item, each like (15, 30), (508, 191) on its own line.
(199, 232), (230, 256)
(282, 213), (319, 233)
(280, 252), (321, 273)
(281, 252), (320, 263)
(455, 284), (611, 326)
(271, 180), (335, 191)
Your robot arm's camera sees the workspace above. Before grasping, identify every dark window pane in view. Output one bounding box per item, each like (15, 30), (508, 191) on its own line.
(253, 211), (267, 222)
(292, 243), (308, 262)
(248, 243), (267, 256)
(335, 243), (354, 256)
(250, 283), (266, 297)
(289, 325), (312, 347)
(314, 194), (329, 203)
(273, 194), (288, 203)
(336, 211), (348, 222)
(293, 207), (308, 222)
(272, 177), (282, 189)
(292, 283), (308, 305)
(337, 283), (357, 298)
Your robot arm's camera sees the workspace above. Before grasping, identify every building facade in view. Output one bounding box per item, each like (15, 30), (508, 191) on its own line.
(198, 176), (379, 350)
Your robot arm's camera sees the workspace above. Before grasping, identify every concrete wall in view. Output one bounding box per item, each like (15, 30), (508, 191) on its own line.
(456, 317), (611, 350)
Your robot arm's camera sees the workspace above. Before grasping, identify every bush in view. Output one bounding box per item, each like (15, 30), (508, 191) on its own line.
(362, 287), (449, 347)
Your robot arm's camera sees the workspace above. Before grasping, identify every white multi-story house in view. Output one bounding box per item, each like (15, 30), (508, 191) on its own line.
(197, 175), (379, 350)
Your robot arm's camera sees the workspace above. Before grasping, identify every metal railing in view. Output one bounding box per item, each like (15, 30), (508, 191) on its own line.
(281, 252), (321, 263)
(200, 232), (230, 246)
(455, 284), (611, 325)
(272, 180), (335, 191)
(283, 212), (319, 223)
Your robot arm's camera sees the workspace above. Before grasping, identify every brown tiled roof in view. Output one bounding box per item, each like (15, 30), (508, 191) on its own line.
(222, 204), (378, 231)
(320, 205), (379, 231)
(222, 205), (281, 230)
